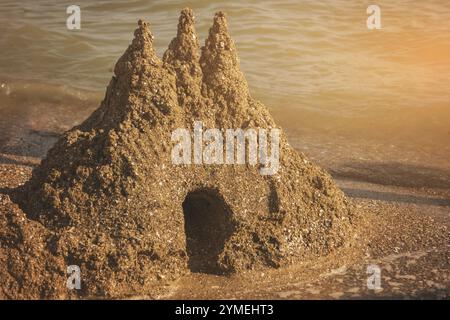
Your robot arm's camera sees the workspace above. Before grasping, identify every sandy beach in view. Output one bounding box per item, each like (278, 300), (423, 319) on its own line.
(0, 2), (449, 300)
(1, 151), (448, 299)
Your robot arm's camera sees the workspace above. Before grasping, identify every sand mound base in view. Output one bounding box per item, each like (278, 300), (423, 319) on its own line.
(1, 9), (361, 299)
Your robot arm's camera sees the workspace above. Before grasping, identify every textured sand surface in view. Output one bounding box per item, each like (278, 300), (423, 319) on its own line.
(1, 157), (448, 299)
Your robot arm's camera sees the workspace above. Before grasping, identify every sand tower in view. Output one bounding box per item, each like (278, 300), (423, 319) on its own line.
(2, 9), (359, 298)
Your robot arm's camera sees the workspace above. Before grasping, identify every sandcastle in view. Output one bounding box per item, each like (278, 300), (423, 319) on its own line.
(1, 9), (359, 298)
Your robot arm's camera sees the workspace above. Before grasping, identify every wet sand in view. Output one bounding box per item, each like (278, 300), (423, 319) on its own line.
(1, 152), (448, 299)
(141, 179), (450, 299)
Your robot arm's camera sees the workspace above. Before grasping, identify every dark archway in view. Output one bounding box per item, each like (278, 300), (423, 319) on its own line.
(182, 188), (235, 274)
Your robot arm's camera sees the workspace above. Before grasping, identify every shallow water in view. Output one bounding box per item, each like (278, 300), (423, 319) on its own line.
(0, 0), (449, 182)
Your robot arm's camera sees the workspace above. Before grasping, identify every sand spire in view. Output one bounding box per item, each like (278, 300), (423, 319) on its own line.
(201, 11), (239, 67)
(200, 12), (250, 116)
(115, 19), (160, 84)
(163, 8), (203, 114)
(164, 8), (200, 63)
